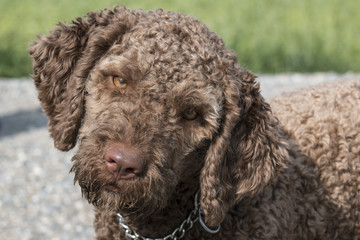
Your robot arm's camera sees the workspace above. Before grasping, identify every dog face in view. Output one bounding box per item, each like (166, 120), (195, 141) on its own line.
(30, 7), (287, 227)
(72, 23), (226, 215)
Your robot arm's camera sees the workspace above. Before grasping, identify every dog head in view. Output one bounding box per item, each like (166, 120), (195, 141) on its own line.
(30, 7), (288, 227)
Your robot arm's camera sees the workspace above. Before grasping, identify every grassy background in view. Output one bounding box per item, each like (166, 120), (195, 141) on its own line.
(0, 0), (359, 77)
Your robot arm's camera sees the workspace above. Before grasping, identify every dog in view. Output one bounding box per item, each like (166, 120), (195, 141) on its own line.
(29, 6), (359, 239)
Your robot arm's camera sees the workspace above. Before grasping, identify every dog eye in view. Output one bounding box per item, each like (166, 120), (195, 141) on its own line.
(183, 109), (199, 121)
(113, 77), (127, 89)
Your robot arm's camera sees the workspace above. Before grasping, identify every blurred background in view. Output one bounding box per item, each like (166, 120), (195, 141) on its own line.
(0, 0), (359, 239)
(1, 0), (360, 77)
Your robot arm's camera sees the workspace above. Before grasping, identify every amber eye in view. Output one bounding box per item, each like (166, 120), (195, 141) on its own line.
(113, 76), (127, 89)
(183, 109), (199, 120)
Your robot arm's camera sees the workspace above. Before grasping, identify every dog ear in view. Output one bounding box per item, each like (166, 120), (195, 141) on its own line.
(29, 7), (136, 151)
(200, 68), (288, 228)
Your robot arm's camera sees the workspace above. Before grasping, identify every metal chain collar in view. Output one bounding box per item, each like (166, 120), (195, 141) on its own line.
(117, 191), (221, 240)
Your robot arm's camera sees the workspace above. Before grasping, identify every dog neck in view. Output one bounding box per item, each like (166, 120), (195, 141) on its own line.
(118, 175), (201, 239)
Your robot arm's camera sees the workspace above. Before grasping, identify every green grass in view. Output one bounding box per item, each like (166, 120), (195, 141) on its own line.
(1, 0), (360, 77)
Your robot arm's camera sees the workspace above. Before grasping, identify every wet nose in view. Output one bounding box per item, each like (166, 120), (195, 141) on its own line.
(104, 144), (144, 180)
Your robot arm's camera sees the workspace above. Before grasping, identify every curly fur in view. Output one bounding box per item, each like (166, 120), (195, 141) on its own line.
(29, 6), (359, 239)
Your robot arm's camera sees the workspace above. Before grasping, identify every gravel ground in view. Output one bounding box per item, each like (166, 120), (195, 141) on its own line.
(1, 73), (359, 240)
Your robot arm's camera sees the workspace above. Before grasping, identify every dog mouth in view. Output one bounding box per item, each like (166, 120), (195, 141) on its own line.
(72, 150), (178, 215)
(104, 184), (121, 193)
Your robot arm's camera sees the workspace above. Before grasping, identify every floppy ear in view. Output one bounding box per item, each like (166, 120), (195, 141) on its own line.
(200, 69), (289, 228)
(29, 7), (136, 151)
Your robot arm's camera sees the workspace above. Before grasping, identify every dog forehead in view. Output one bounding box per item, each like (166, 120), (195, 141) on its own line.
(124, 18), (226, 82)
(122, 12), (224, 64)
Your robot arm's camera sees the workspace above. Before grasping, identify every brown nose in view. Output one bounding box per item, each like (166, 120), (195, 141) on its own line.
(104, 144), (144, 180)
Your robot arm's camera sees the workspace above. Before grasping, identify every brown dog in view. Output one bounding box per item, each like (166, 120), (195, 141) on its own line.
(30, 6), (359, 239)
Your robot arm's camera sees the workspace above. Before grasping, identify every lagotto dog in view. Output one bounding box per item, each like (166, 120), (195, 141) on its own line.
(30, 6), (359, 239)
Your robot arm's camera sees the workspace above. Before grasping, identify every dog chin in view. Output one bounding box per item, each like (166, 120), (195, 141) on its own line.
(85, 185), (170, 217)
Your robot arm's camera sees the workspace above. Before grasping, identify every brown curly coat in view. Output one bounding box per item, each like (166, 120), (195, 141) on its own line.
(29, 7), (359, 239)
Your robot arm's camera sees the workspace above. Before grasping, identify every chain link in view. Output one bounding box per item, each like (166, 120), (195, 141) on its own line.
(117, 191), (200, 240)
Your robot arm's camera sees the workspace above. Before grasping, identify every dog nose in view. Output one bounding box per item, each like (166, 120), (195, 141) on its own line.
(104, 144), (144, 180)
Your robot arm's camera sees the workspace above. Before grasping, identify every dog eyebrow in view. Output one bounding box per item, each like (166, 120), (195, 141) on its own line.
(97, 55), (145, 83)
